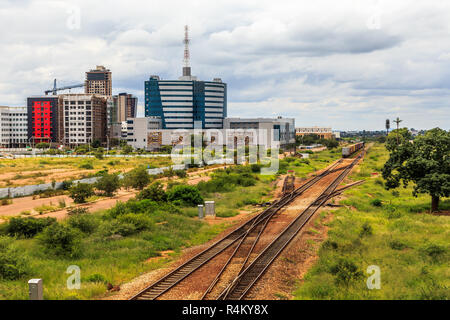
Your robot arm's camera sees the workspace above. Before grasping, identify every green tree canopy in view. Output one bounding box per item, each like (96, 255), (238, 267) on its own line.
(122, 167), (151, 190)
(69, 183), (94, 204)
(95, 173), (120, 197)
(382, 128), (450, 211)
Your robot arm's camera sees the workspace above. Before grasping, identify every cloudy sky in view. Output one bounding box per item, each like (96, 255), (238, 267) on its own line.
(0, 0), (449, 130)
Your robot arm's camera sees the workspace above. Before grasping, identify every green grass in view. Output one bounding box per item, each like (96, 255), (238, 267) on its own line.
(294, 144), (449, 300)
(0, 208), (231, 300)
(282, 149), (341, 179)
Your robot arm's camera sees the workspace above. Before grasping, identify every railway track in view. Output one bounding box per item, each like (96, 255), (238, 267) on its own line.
(281, 175), (295, 195)
(130, 159), (344, 300)
(217, 152), (364, 300)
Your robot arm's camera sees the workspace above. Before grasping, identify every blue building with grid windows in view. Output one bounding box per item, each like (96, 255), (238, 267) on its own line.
(144, 75), (227, 129)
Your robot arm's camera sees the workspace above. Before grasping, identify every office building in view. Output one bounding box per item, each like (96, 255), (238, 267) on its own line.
(27, 96), (63, 145)
(60, 94), (107, 146)
(85, 65), (112, 97)
(144, 26), (227, 129)
(108, 93), (137, 124)
(295, 127), (334, 139)
(0, 106), (28, 148)
(126, 117), (162, 150)
(224, 117), (296, 148)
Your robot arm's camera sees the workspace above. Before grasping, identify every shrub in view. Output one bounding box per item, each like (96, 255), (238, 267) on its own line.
(330, 259), (363, 285)
(359, 222), (373, 237)
(95, 173), (120, 196)
(99, 220), (136, 237)
(174, 169), (187, 178)
(122, 145), (133, 154)
(322, 240), (339, 250)
(0, 237), (30, 280)
(84, 273), (107, 284)
(123, 167), (151, 190)
(68, 214), (97, 234)
(137, 182), (167, 202)
(370, 199), (382, 207)
(250, 164), (262, 173)
(94, 151), (103, 159)
(61, 180), (73, 190)
(38, 223), (81, 257)
(163, 168), (175, 177)
(118, 213), (154, 232)
(420, 243), (446, 261)
(389, 239), (408, 250)
(1, 198), (11, 206)
(67, 207), (89, 216)
(79, 162), (94, 170)
(69, 183), (94, 203)
(6, 217), (56, 238)
(58, 199), (66, 208)
(167, 185), (204, 207)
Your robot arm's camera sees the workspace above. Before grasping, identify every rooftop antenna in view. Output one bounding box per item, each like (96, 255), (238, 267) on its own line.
(183, 25), (191, 77)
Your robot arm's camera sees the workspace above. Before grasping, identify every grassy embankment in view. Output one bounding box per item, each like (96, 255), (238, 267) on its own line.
(294, 143), (449, 300)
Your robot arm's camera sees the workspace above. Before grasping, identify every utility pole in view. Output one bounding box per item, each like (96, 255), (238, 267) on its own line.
(394, 117), (402, 145)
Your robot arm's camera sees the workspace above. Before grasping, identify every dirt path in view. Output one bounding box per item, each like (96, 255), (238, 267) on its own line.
(0, 165), (230, 221)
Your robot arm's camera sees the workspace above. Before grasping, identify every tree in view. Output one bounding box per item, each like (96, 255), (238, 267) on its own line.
(166, 185), (204, 207)
(382, 128), (450, 212)
(385, 119), (390, 136)
(385, 128), (412, 152)
(95, 173), (120, 197)
(38, 223), (81, 257)
(123, 167), (150, 190)
(122, 144), (133, 154)
(35, 142), (50, 149)
(91, 139), (101, 149)
(69, 183), (94, 203)
(137, 181), (167, 202)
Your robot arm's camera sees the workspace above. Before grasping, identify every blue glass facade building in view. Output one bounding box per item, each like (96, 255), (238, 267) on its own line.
(144, 76), (227, 129)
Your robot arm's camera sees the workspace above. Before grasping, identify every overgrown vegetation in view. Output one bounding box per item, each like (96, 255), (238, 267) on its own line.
(294, 143), (449, 300)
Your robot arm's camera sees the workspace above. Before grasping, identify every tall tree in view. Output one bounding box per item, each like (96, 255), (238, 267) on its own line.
(385, 119), (390, 136)
(382, 128), (450, 212)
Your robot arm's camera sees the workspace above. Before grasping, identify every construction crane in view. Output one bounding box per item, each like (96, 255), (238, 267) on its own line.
(45, 79), (84, 95)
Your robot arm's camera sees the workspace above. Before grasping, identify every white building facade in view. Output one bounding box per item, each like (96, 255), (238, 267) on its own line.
(0, 106), (28, 148)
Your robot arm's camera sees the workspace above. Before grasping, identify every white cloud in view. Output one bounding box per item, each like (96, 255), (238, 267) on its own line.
(0, 0), (449, 130)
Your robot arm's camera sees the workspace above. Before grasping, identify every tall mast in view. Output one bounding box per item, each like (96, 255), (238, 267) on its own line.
(183, 25), (191, 77)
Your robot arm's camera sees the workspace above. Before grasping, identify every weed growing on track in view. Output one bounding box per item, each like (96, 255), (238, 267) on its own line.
(294, 144), (449, 300)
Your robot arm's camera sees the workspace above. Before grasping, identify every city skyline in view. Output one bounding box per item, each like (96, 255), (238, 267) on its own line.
(0, 1), (449, 131)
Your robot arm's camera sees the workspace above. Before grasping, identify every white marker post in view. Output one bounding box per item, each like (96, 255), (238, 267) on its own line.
(28, 279), (43, 300)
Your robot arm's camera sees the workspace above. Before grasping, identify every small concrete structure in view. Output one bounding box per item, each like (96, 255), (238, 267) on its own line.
(204, 201), (215, 218)
(28, 279), (43, 300)
(198, 205), (204, 219)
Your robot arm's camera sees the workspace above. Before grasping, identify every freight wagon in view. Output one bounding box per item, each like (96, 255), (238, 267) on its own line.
(342, 142), (364, 157)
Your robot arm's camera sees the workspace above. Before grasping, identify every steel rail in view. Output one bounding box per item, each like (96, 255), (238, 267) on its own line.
(217, 153), (363, 300)
(130, 159), (343, 300)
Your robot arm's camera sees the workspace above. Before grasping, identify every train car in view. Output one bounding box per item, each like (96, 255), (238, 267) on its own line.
(342, 142), (365, 158)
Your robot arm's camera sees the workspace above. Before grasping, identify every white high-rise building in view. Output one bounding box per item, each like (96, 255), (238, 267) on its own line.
(0, 106), (28, 148)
